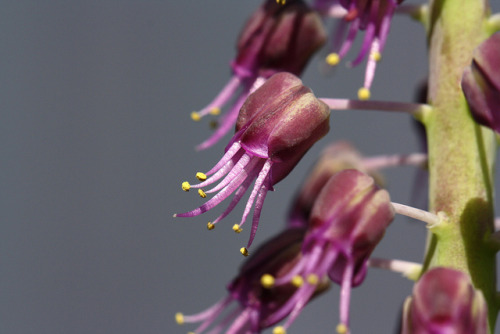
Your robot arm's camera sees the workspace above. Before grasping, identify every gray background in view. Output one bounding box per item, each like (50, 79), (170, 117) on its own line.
(1, 1), (499, 333)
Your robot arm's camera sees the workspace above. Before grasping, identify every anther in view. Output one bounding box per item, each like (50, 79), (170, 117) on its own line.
(306, 274), (319, 285)
(196, 172), (207, 181)
(198, 189), (207, 198)
(232, 224), (243, 233)
(336, 323), (348, 334)
(261, 274), (275, 288)
(207, 222), (215, 230)
(326, 53), (340, 66)
(175, 312), (184, 325)
(276, 0), (286, 5)
(291, 275), (304, 287)
(181, 182), (191, 192)
(371, 51), (382, 61)
(240, 247), (249, 256)
(357, 87), (371, 100)
(209, 107), (220, 115)
(190, 111), (201, 121)
(273, 326), (287, 334)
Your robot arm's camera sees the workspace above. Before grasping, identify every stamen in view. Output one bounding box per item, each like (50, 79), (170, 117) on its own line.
(368, 257), (422, 281)
(190, 111), (201, 122)
(326, 53), (340, 66)
(182, 182), (191, 192)
(273, 326), (287, 334)
(209, 107), (220, 116)
(175, 312), (184, 325)
(357, 87), (371, 100)
(232, 224), (243, 233)
(291, 275), (304, 287)
(240, 247), (249, 256)
(276, 0), (286, 4)
(371, 51), (381, 61)
(198, 189), (207, 198)
(196, 172), (207, 181)
(336, 323), (348, 334)
(261, 274), (275, 288)
(207, 222), (215, 230)
(306, 274), (319, 285)
(319, 97), (431, 115)
(391, 202), (440, 225)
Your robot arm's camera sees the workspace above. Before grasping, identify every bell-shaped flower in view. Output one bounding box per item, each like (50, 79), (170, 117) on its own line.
(261, 169), (394, 333)
(401, 267), (488, 334)
(175, 72), (330, 252)
(193, 0), (326, 149)
(175, 227), (330, 334)
(314, 0), (403, 100)
(461, 32), (500, 133)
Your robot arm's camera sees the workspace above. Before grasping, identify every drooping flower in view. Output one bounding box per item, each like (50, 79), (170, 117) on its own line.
(401, 267), (488, 334)
(175, 227), (330, 334)
(193, 0), (326, 149)
(461, 32), (500, 133)
(175, 72), (330, 253)
(262, 169), (394, 333)
(314, 0), (403, 100)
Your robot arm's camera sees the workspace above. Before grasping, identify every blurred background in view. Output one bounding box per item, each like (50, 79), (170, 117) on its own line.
(1, 1), (499, 333)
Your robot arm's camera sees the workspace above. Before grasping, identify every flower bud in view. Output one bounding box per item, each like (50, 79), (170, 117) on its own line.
(402, 267), (488, 334)
(461, 32), (500, 133)
(176, 72), (330, 250)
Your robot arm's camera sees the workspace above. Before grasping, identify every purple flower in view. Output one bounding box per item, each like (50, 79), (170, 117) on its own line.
(175, 228), (330, 334)
(314, 0), (403, 100)
(175, 72), (330, 252)
(461, 32), (500, 133)
(401, 267), (488, 334)
(261, 169), (394, 333)
(193, 0), (326, 149)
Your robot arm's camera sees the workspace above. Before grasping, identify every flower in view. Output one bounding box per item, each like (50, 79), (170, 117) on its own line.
(175, 72), (330, 252)
(314, 0), (403, 100)
(461, 32), (500, 133)
(193, 0), (326, 150)
(175, 227), (330, 334)
(401, 267), (488, 334)
(262, 169), (394, 333)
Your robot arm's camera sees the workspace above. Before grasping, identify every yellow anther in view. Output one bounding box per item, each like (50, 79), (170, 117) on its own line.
(276, 0), (286, 4)
(273, 326), (287, 334)
(326, 53), (340, 66)
(232, 224), (243, 233)
(198, 189), (207, 198)
(307, 274), (319, 285)
(357, 87), (371, 100)
(291, 275), (304, 287)
(207, 222), (215, 230)
(190, 111), (201, 121)
(261, 274), (275, 288)
(336, 323), (348, 334)
(188, 332), (196, 334)
(209, 107), (221, 115)
(371, 51), (382, 61)
(175, 312), (184, 325)
(181, 182), (191, 192)
(240, 247), (249, 256)
(196, 172), (207, 181)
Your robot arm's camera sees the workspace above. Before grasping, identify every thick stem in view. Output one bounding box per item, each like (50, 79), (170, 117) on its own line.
(424, 0), (498, 330)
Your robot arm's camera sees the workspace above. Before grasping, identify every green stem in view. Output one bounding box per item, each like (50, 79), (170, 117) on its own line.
(422, 0), (498, 331)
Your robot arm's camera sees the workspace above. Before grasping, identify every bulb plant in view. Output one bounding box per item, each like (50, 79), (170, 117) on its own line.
(174, 0), (500, 333)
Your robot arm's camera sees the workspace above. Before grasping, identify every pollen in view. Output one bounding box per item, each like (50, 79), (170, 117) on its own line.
(291, 275), (304, 287)
(207, 222), (215, 230)
(240, 247), (249, 256)
(336, 323), (348, 334)
(358, 87), (371, 100)
(232, 224), (243, 233)
(196, 172), (207, 181)
(181, 182), (191, 191)
(326, 53), (340, 66)
(198, 189), (207, 198)
(371, 51), (382, 61)
(175, 312), (184, 325)
(190, 111), (201, 121)
(273, 326), (287, 334)
(261, 274), (275, 288)
(306, 274), (319, 285)
(209, 107), (221, 115)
